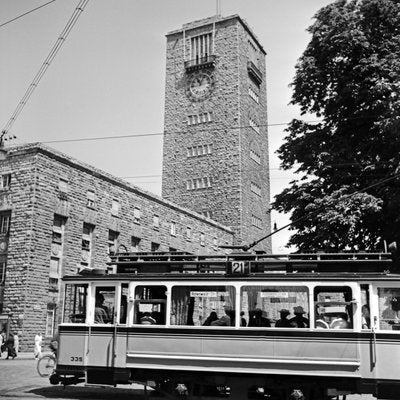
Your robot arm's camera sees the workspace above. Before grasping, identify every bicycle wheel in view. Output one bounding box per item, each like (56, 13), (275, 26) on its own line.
(37, 355), (56, 377)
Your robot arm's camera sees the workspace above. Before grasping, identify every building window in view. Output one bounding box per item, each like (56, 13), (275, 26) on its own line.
(0, 212), (11, 235)
(186, 227), (192, 240)
(200, 232), (205, 246)
(213, 237), (218, 250)
(251, 214), (263, 229)
(191, 33), (212, 61)
(249, 117), (260, 134)
(108, 230), (119, 255)
(170, 222), (176, 236)
(131, 236), (141, 252)
(81, 223), (94, 265)
(250, 149), (261, 164)
(45, 305), (55, 337)
(187, 144), (213, 158)
(186, 177), (212, 190)
(153, 214), (160, 230)
(0, 174), (11, 190)
(248, 39), (259, 66)
(111, 199), (120, 217)
(59, 178), (69, 193)
(133, 207), (141, 224)
(151, 242), (160, 252)
(249, 86), (259, 103)
(188, 112), (212, 125)
(86, 190), (95, 208)
(251, 182), (262, 197)
(49, 257), (60, 291)
(0, 261), (6, 284)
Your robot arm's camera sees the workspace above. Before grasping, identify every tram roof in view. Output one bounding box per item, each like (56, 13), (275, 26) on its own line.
(62, 251), (400, 281)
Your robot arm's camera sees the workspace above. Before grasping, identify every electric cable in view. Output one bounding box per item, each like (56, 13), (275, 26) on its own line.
(1, 0), (89, 137)
(0, 0), (57, 28)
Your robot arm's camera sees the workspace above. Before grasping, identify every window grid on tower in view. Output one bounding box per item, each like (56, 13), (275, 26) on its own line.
(187, 144), (213, 158)
(188, 112), (212, 125)
(249, 86), (259, 103)
(186, 177), (212, 190)
(249, 118), (260, 134)
(251, 182), (262, 197)
(251, 214), (263, 229)
(190, 33), (213, 60)
(250, 149), (261, 164)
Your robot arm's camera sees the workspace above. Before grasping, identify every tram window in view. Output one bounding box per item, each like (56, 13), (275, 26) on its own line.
(63, 284), (87, 323)
(94, 287), (115, 324)
(171, 286), (236, 327)
(361, 285), (371, 329)
(134, 285), (167, 325)
(241, 286), (309, 328)
(314, 286), (353, 329)
(378, 288), (400, 331)
(119, 284), (128, 324)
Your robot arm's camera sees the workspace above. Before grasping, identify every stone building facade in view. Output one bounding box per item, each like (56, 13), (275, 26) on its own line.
(162, 15), (271, 252)
(0, 143), (233, 350)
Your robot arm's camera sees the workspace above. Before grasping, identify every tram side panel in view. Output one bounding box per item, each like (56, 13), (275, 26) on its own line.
(126, 328), (361, 379)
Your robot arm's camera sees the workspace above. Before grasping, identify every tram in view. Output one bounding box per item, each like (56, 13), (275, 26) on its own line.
(52, 251), (400, 400)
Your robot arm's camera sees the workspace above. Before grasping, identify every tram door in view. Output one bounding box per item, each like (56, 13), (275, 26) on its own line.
(371, 284), (400, 387)
(89, 285), (117, 368)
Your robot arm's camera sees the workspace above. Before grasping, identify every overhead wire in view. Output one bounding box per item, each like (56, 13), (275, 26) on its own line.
(1, 0), (90, 137)
(0, 0), (57, 28)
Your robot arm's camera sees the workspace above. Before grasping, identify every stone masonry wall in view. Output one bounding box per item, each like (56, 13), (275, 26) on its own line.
(1, 144), (233, 350)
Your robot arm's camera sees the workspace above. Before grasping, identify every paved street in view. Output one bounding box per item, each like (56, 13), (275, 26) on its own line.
(0, 353), (376, 400)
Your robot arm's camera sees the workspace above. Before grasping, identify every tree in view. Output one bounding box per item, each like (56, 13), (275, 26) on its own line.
(274, 0), (400, 251)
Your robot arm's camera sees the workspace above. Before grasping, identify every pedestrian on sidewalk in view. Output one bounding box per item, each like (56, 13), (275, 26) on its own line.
(34, 332), (42, 360)
(13, 332), (19, 355)
(5, 335), (16, 359)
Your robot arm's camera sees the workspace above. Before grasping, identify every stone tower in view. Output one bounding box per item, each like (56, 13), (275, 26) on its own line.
(162, 15), (271, 252)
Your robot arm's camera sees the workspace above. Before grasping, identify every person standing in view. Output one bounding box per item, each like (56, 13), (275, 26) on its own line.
(5, 335), (16, 359)
(34, 333), (42, 359)
(13, 332), (19, 355)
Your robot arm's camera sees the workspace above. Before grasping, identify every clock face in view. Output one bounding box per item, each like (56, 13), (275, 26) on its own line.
(187, 71), (214, 101)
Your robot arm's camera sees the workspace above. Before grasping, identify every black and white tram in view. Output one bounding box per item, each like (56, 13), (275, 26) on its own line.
(53, 251), (400, 399)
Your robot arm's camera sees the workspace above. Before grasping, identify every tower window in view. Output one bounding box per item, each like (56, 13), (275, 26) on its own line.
(190, 33), (213, 61)
(188, 112), (212, 125)
(251, 214), (263, 229)
(251, 182), (262, 197)
(151, 242), (160, 252)
(249, 117), (260, 134)
(59, 179), (69, 193)
(250, 149), (261, 164)
(108, 230), (119, 255)
(249, 86), (259, 103)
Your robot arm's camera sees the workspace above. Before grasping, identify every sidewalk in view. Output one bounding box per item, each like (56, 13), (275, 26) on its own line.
(0, 351), (41, 360)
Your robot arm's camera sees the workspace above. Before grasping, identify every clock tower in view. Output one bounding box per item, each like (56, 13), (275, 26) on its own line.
(162, 15), (271, 252)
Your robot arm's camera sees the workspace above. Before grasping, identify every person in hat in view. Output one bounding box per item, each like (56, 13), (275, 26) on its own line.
(275, 309), (292, 328)
(289, 306), (309, 328)
(248, 308), (271, 327)
(211, 306), (234, 326)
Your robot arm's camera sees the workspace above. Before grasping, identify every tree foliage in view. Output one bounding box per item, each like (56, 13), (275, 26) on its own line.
(274, 0), (400, 251)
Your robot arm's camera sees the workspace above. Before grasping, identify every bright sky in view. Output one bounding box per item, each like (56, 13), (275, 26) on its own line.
(0, 0), (333, 252)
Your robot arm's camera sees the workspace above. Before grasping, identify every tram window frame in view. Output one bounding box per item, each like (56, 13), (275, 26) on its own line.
(63, 283), (88, 324)
(133, 285), (167, 326)
(314, 285), (354, 330)
(377, 285), (400, 332)
(171, 285), (236, 327)
(93, 285), (117, 325)
(240, 285), (309, 328)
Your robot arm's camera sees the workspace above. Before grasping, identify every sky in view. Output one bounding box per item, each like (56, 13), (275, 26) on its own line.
(0, 0), (333, 252)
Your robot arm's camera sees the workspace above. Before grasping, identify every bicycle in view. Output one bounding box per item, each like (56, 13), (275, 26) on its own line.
(37, 353), (56, 377)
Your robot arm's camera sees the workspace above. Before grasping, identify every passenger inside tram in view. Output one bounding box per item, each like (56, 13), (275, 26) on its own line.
(275, 309), (292, 328)
(289, 306), (309, 328)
